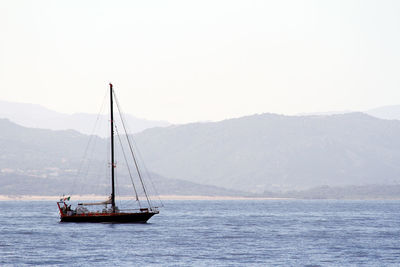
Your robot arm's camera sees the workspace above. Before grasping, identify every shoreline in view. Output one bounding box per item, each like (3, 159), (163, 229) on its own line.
(2, 195), (399, 201)
(0, 194), (289, 201)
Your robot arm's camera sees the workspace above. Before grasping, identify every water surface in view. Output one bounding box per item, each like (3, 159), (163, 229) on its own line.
(1, 200), (399, 266)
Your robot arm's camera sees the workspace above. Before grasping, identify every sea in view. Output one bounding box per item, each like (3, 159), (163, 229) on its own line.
(1, 200), (399, 266)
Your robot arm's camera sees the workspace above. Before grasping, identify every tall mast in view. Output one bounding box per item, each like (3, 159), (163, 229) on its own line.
(110, 83), (116, 212)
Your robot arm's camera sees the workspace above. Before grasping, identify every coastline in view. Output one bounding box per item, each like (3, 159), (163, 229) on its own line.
(1, 195), (400, 201)
(0, 194), (289, 201)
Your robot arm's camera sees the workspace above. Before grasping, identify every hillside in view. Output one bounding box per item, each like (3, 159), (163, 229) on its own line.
(0, 100), (170, 136)
(133, 112), (400, 192)
(0, 172), (246, 197)
(366, 105), (400, 121)
(0, 119), (244, 197)
(3, 112), (400, 196)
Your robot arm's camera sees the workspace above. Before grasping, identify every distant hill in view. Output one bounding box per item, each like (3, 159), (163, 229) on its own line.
(3, 112), (400, 197)
(133, 112), (400, 193)
(365, 105), (400, 121)
(298, 105), (400, 121)
(0, 119), (243, 197)
(0, 100), (170, 136)
(0, 172), (247, 197)
(297, 110), (353, 116)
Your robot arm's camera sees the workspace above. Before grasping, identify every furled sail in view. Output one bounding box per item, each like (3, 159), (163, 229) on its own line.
(78, 197), (112, 206)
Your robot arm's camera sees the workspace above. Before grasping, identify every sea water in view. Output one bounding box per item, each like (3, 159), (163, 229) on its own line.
(0, 200), (399, 266)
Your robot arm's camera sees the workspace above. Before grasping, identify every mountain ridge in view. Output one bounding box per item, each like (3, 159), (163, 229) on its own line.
(0, 100), (170, 137)
(366, 105), (400, 121)
(2, 112), (400, 196)
(133, 112), (400, 192)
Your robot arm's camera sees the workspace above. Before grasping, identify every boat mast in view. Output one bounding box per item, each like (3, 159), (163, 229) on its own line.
(110, 83), (116, 212)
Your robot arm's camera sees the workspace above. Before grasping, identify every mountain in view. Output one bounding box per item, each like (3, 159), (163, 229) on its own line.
(133, 112), (400, 193)
(0, 172), (247, 197)
(297, 110), (353, 116)
(0, 118), (244, 197)
(365, 105), (400, 121)
(0, 100), (170, 136)
(3, 112), (400, 197)
(299, 105), (400, 121)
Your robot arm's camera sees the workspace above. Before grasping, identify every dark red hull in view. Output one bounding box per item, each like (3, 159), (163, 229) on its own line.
(60, 211), (158, 223)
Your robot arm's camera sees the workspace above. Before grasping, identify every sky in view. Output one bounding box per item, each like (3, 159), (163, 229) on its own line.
(1, 0), (400, 124)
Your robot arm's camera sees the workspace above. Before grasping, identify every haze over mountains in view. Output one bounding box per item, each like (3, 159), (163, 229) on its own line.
(2, 106), (400, 198)
(365, 105), (400, 121)
(0, 118), (245, 197)
(3, 99), (400, 135)
(134, 112), (400, 193)
(0, 100), (170, 137)
(299, 105), (400, 121)
(3, 100), (400, 198)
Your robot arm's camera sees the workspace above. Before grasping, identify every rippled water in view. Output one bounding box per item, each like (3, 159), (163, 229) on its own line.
(1, 200), (400, 266)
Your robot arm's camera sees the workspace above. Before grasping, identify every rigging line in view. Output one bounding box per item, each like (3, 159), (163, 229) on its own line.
(112, 90), (163, 207)
(111, 93), (152, 196)
(72, 91), (107, 195)
(114, 93), (153, 209)
(114, 92), (154, 209)
(131, 137), (164, 207)
(115, 124), (141, 204)
(114, 96), (163, 207)
(82, 137), (98, 193)
(113, 90), (153, 209)
(69, 89), (108, 196)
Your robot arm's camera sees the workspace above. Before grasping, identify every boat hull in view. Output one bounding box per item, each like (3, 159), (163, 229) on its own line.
(60, 212), (157, 223)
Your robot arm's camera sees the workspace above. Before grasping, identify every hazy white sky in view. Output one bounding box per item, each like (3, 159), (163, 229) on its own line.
(1, 0), (399, 123)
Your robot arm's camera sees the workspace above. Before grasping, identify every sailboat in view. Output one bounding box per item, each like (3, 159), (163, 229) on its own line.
(56, 83), (159, 223)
